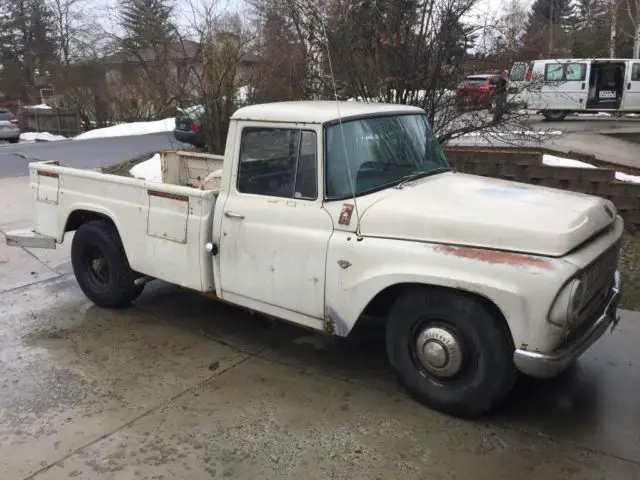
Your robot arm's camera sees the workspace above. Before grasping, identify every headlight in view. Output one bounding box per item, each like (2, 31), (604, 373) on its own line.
(548, 277), (584, 327)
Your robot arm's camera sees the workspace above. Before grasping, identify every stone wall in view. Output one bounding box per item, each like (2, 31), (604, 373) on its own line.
(443, 146), (640, 233)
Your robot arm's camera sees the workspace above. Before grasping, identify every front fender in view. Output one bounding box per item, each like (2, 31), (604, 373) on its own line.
(325, 233), (577, 350)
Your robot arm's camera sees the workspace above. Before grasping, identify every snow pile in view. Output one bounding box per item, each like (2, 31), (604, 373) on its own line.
(74, 117), (175, 141)
(542, 154), (640, 184)
(23, 104), (53, 110)
(130, 153), (162, 182)
(460, 130), (563, 138)
(348, 89), (455, 103)
(20, 131), (66, 142)
(575, 112), (611, 117)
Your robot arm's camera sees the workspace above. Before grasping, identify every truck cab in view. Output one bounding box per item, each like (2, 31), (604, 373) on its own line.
(6, 101), (624, 418)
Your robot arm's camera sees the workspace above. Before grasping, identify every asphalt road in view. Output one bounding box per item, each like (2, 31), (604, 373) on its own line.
(0, 131), (189, 178)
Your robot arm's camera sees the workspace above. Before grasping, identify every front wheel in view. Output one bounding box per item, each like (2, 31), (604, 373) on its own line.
(385, 287), (517, 418)
(542, 110), (567, 121)
(71, 220), (144, 308)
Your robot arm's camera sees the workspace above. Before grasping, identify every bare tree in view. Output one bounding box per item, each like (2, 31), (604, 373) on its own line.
(247, 0), (542, 146)
(175, 0), (257, 152)
(623, 0), (640, 57)
(47, 0), (92, 66)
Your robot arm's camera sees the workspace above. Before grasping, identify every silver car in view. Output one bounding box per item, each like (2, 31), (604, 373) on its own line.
(0, 108), (20, 143)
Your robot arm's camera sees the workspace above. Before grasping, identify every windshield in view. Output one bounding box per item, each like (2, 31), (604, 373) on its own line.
(324, 114), (448, 199)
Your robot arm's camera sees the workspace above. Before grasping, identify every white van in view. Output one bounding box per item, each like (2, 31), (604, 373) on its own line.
(508, 58), (640, 120)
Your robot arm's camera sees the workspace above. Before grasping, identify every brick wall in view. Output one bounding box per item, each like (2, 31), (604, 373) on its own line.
(443, 147), (640, 233)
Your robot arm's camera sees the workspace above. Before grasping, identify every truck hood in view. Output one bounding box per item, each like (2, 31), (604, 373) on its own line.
(358, 172), (616, 257)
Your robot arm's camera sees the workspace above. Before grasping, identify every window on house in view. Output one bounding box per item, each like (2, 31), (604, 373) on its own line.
(237, 127), (317, 200)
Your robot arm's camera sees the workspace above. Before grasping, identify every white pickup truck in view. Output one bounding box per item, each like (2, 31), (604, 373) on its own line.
(6, 101), (623, 418)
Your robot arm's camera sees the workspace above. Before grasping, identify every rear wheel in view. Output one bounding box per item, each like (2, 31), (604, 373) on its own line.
(542, 110), (567, 121)
(71, 220), (144, 308)
(8, 137), (19, 143)
(385, 287), (517, 418)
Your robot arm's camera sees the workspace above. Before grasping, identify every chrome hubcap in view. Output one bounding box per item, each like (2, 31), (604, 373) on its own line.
(415, 327), (464, 378)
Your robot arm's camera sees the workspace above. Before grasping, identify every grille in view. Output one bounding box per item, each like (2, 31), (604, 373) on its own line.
(576, 242), (620, 323)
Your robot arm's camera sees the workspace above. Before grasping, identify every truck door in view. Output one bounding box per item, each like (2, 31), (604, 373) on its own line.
(621, 61), (640, 111)
(217, 124), (332, 325)
(540, 61), (589, 110)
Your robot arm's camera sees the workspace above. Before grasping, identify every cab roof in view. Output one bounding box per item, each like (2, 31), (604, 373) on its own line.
(231, 100), (425, 124)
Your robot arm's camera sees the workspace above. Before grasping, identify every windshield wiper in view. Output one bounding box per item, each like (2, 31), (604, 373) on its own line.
(396, 167), (452, 188)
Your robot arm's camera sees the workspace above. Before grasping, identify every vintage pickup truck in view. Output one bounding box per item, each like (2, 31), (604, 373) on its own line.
(6, 101), (623, 418)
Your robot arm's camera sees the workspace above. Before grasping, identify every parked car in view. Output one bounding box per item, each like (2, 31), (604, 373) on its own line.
(7, 101), (624, 419)
(455, 74), (500, 110)
(0, 108), (20, 143)
(173, 105), (206, 148)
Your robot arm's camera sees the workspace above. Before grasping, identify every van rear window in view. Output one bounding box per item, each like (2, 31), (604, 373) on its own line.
(510, 63), (527, 81)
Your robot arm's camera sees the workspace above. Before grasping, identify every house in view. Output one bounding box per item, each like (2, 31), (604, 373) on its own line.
(60, 37), (258, 120)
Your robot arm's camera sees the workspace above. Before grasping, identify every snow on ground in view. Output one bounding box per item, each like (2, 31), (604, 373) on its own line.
(20, 131), (66, 142)
(461, 130), (563, 138)
(24, 104), (53, 110)
(130, 153), (162, 182)
(542, 154), (640, 184)
(74, 117), (175, 141)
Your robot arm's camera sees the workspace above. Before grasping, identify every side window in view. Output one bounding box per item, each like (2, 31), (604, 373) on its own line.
(295, 131), (317, 199)
(544, 63), (564, 81)
(237, 127), (317, 200)
(566, 63), (586, 81)
(632, 63), (640, 81)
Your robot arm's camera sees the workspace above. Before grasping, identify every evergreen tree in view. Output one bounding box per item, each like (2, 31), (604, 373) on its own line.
(118, 0), (176, 50)
(526, 0), (572, 28)
(0, 0), (57, 100)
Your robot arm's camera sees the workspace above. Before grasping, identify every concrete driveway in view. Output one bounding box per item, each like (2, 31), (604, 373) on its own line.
(2, 176), (640, 479)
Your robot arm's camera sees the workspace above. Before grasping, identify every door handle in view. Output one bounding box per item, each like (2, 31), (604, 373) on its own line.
(224, 211), (245, 219)
(581, 82), (585, 90)
(628, 82), (632, 90)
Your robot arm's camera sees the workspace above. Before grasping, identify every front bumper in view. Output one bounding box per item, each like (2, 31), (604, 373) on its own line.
(513, 270), (622, 379)
(5, 229), (56, 249)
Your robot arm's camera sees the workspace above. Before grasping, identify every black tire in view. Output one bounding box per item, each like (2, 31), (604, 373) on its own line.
(71, 220), (144, 308)
(8, 137), (19, 144)
(542, 110), (567, 121)
(385, 287), (516, 418)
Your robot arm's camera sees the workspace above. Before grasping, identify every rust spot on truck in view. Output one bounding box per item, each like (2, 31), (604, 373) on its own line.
(37, 170), (59, 178)
(324, 306), (349, 337)
(438, 245), (553, 269)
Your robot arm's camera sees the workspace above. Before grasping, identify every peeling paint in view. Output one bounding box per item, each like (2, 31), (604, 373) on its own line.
(437, 245), (553, 269)
(324, 306), (349, 337)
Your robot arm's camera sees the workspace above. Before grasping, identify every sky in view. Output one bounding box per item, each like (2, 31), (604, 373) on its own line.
(85, 0), (532, 49)
(87, 0), (520, 29)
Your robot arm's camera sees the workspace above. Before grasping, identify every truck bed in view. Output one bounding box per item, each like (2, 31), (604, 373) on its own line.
(27, 160), (218, 292)
(159, 150), (223, 189)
